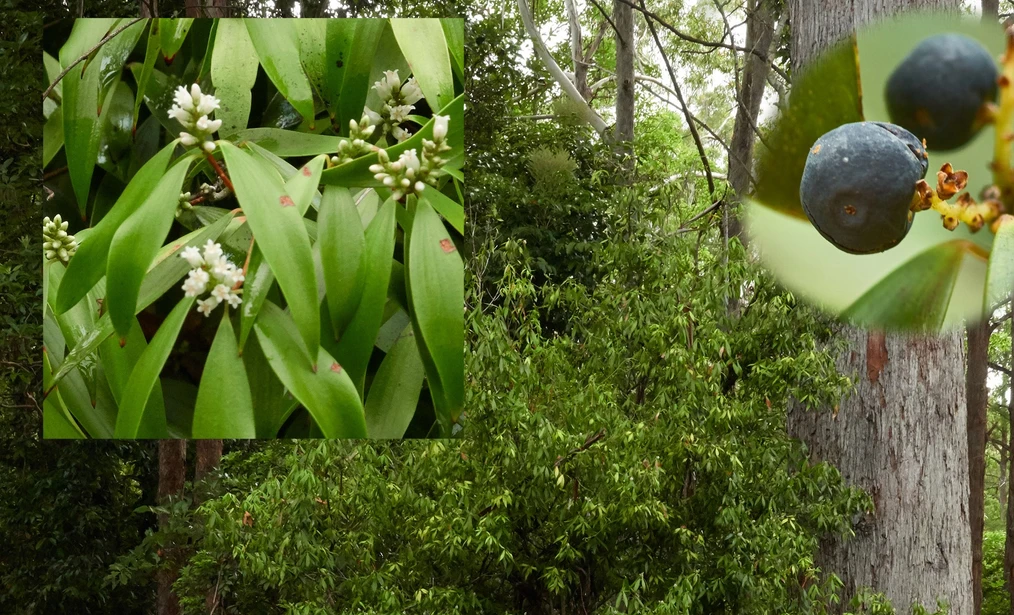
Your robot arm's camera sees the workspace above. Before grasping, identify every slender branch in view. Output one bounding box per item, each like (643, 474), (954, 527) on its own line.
(613, 0), (789, 83)
(586, 0), (625, 46)
(636, 17), (716, 196)
(205, 153), (235, 193)
(237, 236), (255, 290)
(41, 17), (146, 103)
(991, 361), (1013, 378)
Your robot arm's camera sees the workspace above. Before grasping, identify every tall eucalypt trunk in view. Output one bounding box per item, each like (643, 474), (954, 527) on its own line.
(786, 1), (972, 613)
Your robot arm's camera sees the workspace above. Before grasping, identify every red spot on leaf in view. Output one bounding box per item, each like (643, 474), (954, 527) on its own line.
(331, 362), (342, 373)
(301, 166), (311, 176)
(439, 239), (456, 253)
(279, 195), (295, 207)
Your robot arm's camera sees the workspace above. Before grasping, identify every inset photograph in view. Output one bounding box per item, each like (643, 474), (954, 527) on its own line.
(747, 12), (1013, 332)
(42, 17), (464, 438)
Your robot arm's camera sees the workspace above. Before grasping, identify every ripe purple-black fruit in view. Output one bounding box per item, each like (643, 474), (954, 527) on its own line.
(799, 121), (928, 254)
(885, 33), (997, 151)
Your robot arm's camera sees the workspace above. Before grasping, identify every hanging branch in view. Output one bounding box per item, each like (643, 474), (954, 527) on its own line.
(640, 0), (715, 197)
(41, 17), (146, 103)
(516, 0), (609, 135)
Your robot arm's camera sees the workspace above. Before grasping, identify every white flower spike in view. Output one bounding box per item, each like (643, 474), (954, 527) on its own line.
(172, 84), (221, 151)
(180, 241), (244, 316)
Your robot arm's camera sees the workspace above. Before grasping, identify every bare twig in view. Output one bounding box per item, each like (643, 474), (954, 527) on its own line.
(41, 17), (146, 103)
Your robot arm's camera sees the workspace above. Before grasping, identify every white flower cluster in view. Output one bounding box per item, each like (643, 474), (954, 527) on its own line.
(330, 113), (378, 166)
(179, 240), (244, 316)
(369, 115), (451, 201)
(43, 215), (79, 264)
(365, 70), (424, 143)
(168, 84), (222, 153)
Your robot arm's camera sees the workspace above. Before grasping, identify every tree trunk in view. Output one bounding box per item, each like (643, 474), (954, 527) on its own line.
(194, 439), (223, 502)
(1001, 426), (1008, 517)
(787, 4), (970, 609)
(968, 320), (990, 615)
(983, 0), (999, 21)
(612, 0), (634, 147)
(565, 0), (590, 100)
(726, 0), (777, 242)
(184, 0), (227, 17)
(1006, 302), (1014, 615)
(156, 439), (186, 615)
(139, 0), (157, 17)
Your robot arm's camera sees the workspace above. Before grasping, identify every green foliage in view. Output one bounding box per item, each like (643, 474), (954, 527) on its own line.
(982, 530), (1010, 615)
(44, 18), (464, 438)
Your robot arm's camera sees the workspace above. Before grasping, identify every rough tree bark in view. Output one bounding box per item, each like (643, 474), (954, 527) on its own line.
(983, 0), (999, 21)
(613, 0), (634, 147)
(194, 439), (223, 504)
(968, 320), (990, 615)
(156, 439), (186, 615)
(139, 0), (157, 18)
(184, 0), (227, 17)
(725, 0), (777, 242)
(787, 4), (970, 612)
(1001, 426), (1008, 516)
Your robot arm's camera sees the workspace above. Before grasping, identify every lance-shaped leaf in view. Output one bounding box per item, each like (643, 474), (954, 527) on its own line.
(192, 311), (256, 438)
(243, 329), (293, 437)
(364, 326), (425, 438)
(406, 195), (463, 429)
(245, 19), (315, 126)
(99, 315), (167, 438)
(220, 141), (319, 363)
(442, 18), (464, 83)
(43, 107), (63, 168)
(842, 240), (978, 332)
(295, 19), (326, 101)
(43, 349), (86, 439)
(211, 19), (258, 138)
(49, 214), (236, 391)
(231, 128), (343, 157)
(986, 220), (1014, 309)
(254, 302), (367, 438)
(391, 19), (455, 112)
(335, 197), (396, 397)
(334, 19), (385, 134)
(287, 154), (326, 214)
(159, 18), (193, 61)
(319, 185), (365, 337)
(132, 20), (160, 129)
(56, 139), (177, 314)
(106, 152), (195, 340)
(420, 184), (463, 235)
(61, 18), (146, 214)
(321, 94), (464, 187)
(43, 51), (62, 119)
(114, 295), (196, 438)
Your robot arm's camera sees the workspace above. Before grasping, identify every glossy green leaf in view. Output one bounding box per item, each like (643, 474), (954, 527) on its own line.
(254, 302), (367, 438)
(842, 240), (976, 332)
(364, 325), (425, 438)
(211, 19), (258, 138)
(62, 19), (143, 214)
(242, 328), (293, 437)
(335, 197), (396, 397)
(49, 214), (235, 391)
(56, 140), (177, 314)
(133, 19), (160, 129)
(320, 94), (464, 187)
(420, 184), (463, 235)
(295, 19), (326, 101)
(320, 19), (355, 127)
(128, 64), (187, 136)
(406, 195), (463, 428)
(107, 152), (195, 340)
(441, 18), (464, 83)
(97, 80), (135, 180)
(319, 185), (366, 338)
(754, 37), (863, 218)
(245, 19), (315, 127)
(43, 349), (86, 439)
(159, 18), (193, 60)
(114, 295), (195, 438)
(247, 141), (323, 210)
(986, 220), (1014, 309)
(286, 154), (326, 215)
(220, 141), (319, 362)
(43, 107), (63, 168)
(193, 311), (256, 438)
(99, 317), (166, 433)
(336, 19), (386, 135)
(238, 246), (271, 352)
(391, 19), (455, 112)
(231, 128), (343, 157)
